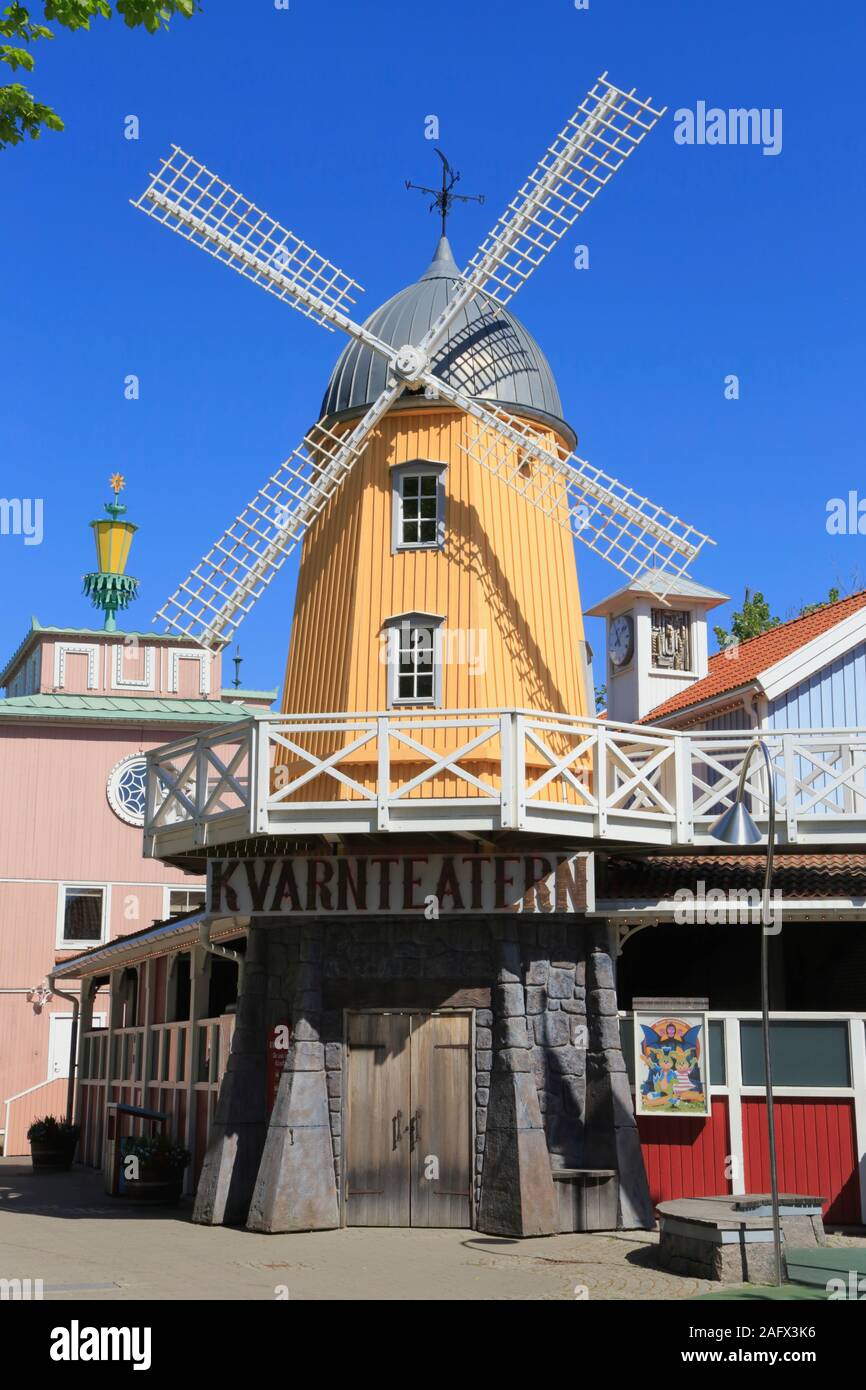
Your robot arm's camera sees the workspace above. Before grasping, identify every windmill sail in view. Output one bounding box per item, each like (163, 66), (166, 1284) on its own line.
(156, 385), (401, 647)
(414, 75), (666, 363)
(462, 75), (666, 307)
(424, 377), (712, 592)
(132, 146), (363, 331)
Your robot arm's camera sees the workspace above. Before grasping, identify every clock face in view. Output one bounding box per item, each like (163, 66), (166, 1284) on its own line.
(609, 613), (635, 668)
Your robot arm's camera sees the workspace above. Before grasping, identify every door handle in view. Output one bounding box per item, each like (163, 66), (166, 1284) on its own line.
(392, 1109), (403, 1150)
(409, 1108), (421, 1151)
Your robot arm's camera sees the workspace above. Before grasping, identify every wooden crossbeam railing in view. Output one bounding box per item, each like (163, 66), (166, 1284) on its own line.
(142, 712), (866, 851)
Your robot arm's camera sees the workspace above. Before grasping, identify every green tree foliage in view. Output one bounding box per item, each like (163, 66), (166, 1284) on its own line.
(798, 586), (840, 618)
(714, 586), (842, 652)
(713, 589), (780, 650)
(1, 1), (201, 148)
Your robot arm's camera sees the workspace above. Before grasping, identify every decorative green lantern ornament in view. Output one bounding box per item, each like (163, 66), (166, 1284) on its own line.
(82, 474), (140, 632)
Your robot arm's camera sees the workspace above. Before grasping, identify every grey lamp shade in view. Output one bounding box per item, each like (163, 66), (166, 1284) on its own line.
(708, 800), (763, 846)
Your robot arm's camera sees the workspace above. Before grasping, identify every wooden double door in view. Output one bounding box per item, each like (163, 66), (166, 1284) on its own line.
(345, 1011), (472, 1228)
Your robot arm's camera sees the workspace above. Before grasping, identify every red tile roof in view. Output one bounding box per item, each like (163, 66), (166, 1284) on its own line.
(641, 590), (866, 724)
(600, 853), (866, 900)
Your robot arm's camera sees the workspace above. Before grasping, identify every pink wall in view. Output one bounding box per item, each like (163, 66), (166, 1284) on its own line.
(0, 718), (209, 1151)
(0, 723), (211, 885)
(0, 622), (272, 1152)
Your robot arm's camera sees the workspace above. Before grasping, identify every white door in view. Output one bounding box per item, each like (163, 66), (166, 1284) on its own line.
(47, 1013), (106, 1079)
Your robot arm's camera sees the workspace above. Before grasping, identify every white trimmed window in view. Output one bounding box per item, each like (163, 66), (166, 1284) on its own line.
(57, 884), (108, 949)
(391, 461), (446, 551)
(166, 887), (207, 920)
(383, 612), (445, 707)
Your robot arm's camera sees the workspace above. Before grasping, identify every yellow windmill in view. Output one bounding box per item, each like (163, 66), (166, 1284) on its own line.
(133, 77), (712, 796)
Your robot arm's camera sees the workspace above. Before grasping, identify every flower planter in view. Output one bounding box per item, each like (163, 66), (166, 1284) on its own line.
(28, 1122), (79, 1172)
(119, 1173), (184, 1205)
(117, 1133), (190, 1203)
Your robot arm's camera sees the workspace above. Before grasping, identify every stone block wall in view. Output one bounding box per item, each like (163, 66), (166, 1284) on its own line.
(195, 912), (652, 1234)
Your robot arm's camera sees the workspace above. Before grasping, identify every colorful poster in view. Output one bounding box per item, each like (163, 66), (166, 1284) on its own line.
(634, 1012), (710, 1117)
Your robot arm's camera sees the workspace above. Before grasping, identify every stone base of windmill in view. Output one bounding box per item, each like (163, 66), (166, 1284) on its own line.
(656, 1195), (827, 1283)
(194, 915), (654, 1237)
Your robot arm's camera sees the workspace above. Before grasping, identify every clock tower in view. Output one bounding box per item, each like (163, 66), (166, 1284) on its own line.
(585, 571), (728, 723)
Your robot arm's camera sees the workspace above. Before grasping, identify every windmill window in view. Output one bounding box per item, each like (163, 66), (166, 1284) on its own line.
(391, 461), (447, 552)
(383, 612), (445, 707)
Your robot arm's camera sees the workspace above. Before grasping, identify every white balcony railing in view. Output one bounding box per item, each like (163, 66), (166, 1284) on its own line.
(142, 709), (866, 856)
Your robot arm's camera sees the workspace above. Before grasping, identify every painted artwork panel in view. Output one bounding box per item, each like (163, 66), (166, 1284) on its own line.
(634, 1012), (711, 1118)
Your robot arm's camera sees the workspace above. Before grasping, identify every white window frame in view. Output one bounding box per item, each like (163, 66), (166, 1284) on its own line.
(53, 642), (99, 691)
(391, 460), (447, 553)
(168, 647), (211, 696)
(383, 611), (445, 708)
(56, 882), (110, 950)
(163, 885), (208, 920)
(111, 643), (155, 691)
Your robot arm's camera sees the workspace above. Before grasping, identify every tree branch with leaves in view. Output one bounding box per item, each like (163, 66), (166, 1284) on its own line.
(714, 585), (843, 652)
(1, 1), (202, 149)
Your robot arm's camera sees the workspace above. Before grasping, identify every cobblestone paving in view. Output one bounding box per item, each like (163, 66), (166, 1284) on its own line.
(461, 1230), (720, 1300)
(1, 1162), (863, 1301)
(825, 1232), (866, 1250)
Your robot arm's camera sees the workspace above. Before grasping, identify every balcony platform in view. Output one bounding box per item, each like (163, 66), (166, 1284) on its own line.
(143, 709), (866, 863)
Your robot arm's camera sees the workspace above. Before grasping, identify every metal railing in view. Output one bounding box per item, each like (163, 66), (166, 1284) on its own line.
(142, 710), (866, 853)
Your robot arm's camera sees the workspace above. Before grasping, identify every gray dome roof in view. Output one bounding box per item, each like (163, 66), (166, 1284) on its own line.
(320, 236), (572, 439)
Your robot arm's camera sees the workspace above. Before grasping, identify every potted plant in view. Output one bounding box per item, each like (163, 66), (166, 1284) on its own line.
(119, 1133), (191, 1204)
(27, 1115), (79, 1171)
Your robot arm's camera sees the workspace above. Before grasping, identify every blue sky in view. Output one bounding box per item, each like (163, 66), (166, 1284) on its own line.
(2, 0), (865, 692)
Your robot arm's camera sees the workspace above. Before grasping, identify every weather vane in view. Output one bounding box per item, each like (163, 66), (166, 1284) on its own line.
(405, 149), (485, 237)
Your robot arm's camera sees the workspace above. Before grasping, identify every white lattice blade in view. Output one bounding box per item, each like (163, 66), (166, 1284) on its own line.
(460, 74), (665, 308)
(155, 383), (402, 648)
(423, 371), (712, 589)
(132, 146), (364, 332)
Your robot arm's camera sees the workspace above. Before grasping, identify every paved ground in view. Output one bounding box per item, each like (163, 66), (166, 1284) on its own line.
(1, 1160), (863, 1301)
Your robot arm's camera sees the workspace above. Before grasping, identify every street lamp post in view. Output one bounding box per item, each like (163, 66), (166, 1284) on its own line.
(708, 737), (783, 1287)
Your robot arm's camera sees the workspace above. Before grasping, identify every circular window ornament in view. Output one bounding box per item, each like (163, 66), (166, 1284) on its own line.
(107, 754), (148, 827)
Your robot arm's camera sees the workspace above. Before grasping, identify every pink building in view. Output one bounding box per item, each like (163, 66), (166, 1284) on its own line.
(0, 618), (274, 1153)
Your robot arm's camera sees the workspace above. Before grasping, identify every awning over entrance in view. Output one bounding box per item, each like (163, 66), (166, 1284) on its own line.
(51, 911), (249, 979)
